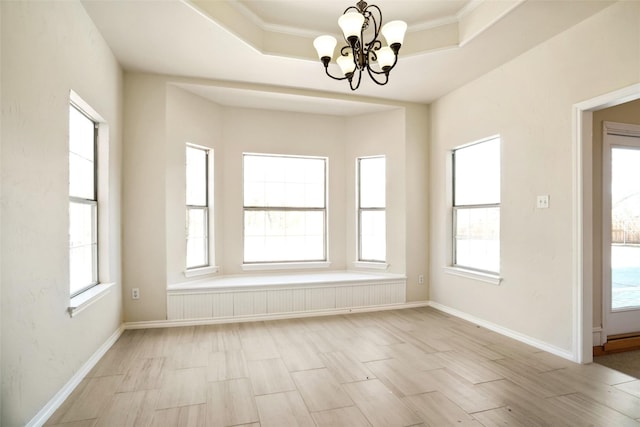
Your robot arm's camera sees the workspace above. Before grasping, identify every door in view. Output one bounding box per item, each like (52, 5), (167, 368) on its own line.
(603, 121), (640, 337)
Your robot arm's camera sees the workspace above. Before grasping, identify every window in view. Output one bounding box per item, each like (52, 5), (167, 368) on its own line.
(452, 137), (500, 274)
(358, 156), (386, 262)
(186, 145), (210, 269)
(69, 104), (98, 296)
(243, 153), (327, 264)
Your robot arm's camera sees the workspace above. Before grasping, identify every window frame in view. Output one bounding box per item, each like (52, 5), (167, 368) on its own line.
(451, 136), (501, 277)
(69, 103), (99, 298)
(242, 153), (328, 266)
(185, 144), (211, 271)
(357, 155), (386, 263)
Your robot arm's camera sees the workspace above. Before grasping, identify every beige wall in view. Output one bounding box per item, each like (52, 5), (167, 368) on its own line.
(592, 99), (640, 329)
(123, 75), (429, 322)
(122, 74), (168, 322)
(405, 105), (430, 302)
(1, 2), (123, 425)
(429, 1), (640, 354)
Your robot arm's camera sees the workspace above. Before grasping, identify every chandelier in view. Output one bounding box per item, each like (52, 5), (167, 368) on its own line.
(313, 1), (407, 91)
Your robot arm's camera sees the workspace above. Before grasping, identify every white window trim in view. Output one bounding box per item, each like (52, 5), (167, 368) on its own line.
(68, 282), (115, 317)
(443, 266), (502, 285)
(184, 265), (220, 278)
(69, 91), (114, 308)
(186, 143), (214, 271)
(242, 153), (328, 265)
(357, 155), (387, 264)
(242, 261), (331, 272)
(450, 135), (501, 275)
(353, 261), (389, 270)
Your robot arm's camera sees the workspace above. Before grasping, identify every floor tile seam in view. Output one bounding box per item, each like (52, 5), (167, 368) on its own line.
(290, 366), (327, 374)
(402, 389), (481, 423)
(205, 375), (252, 383)
(152, 401), (208, 411)
(46, 417), (99, 427)
(611, 377), (640, 386)
(334, 374), (378, 385)
(473, 370), (574, 400)
(544, 391), (640, 421)
(295, 380), (355, 416)
(613, 380), (640, 395)
(53, 413), (100, 426)
(285, 364), (329, 374)
(569, 388), (640, 419)
(468, 377), (507, 386)
(342, 387), (420, 427)
(251, 385), (298, 397)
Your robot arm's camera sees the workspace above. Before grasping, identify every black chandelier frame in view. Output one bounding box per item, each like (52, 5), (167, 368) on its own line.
(319, 1), (402, 91)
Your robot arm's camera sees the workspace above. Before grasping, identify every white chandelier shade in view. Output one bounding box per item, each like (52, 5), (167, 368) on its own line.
(338, 12), (365, 42)
(313, 35), (337, 60)
(381, 20), (408, 47)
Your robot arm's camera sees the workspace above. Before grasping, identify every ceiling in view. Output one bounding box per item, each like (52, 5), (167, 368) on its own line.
(81, 0), (613, 115)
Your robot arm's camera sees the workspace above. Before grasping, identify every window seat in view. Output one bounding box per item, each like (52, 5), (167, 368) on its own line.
(167, 271), (406, 321)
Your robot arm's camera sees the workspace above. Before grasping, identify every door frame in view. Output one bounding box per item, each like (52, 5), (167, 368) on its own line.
(573, 83), (640, 363)
(602, 121), (640, 338)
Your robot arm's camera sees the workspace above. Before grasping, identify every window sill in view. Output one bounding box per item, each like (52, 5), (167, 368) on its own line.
(443, 266), (502, 285)
(168, 271), (406, 293)
(184, 265), (220, 278)
(353, 261), (389, 271)
(242, 261), (331, 272)
(68, 282), (115, 317)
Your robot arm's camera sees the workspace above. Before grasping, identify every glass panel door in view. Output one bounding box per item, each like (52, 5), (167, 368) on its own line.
(604, 124), (640, 337)
(611, 147), (640, 310)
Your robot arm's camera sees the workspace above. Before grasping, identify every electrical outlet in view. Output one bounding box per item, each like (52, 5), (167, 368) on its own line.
(418, 274), (424, 285)
(536, 195), (550, 209)
(132, 288), (140, 300)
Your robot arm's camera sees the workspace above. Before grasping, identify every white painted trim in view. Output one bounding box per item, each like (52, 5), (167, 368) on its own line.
(352, 261), (389, 270)
(443, 266), (502, 285)
(227, 0), (458, 38)
(184, 265), (219, 278)
(168, 271), (406, 293)
(458, 0), (525, 47)
(602, 122), (640, 337)
(456, 0), (484, 19)
(242, 261), (331, 271)
(126, 301), (430, 330)
(593, 326), (605, 347)
(26, 325), (124, 427)
(572, 83), (640, 364)
(68, 282), (115, 317)
(572, 103), (590, 364)
(604, 121), (640, 138)
(428, 301), (575, 361)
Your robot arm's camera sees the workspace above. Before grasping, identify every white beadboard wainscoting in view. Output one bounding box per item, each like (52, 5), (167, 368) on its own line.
(167, 271), (407, 321)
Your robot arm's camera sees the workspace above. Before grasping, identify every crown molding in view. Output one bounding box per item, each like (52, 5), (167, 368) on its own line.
(185, 0), (521, 60)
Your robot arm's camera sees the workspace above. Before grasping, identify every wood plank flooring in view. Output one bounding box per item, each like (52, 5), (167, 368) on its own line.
(45, 307), (640, 426)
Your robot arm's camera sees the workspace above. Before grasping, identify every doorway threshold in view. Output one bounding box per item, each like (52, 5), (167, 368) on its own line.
(594, 332), (640, 356)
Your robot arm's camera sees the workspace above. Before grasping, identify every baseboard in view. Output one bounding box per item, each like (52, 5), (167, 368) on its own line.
(26, 325), (125, 427)
(428, 301), (576, 362)
(603, 335), (640, 353)
(124, 301), (430, 330)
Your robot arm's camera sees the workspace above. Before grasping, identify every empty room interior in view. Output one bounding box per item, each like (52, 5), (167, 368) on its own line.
(2, 0), (640, 425)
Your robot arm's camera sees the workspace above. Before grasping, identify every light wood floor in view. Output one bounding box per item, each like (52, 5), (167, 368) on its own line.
(46, 307), (640, 426)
